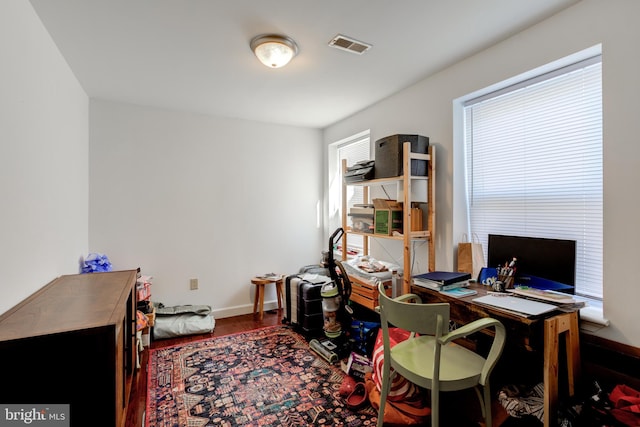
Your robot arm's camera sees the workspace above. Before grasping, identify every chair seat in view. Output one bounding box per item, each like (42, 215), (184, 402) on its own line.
(391, 335), (486, 392)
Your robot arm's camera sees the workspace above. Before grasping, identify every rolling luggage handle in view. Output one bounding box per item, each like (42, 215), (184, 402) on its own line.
(328, 228), (353, 316)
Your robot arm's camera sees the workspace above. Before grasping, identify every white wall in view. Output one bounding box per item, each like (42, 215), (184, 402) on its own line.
(324, 0), (640, 346)
(89, 100), (324, 318)
(0, 1), (89, 315)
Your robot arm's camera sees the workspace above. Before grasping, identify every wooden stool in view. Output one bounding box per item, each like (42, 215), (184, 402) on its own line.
(251, 275), (284, 320)
(544, 311), (581, 427)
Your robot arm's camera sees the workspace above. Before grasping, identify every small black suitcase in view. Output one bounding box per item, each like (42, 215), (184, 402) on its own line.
(283, 274), (330, 338)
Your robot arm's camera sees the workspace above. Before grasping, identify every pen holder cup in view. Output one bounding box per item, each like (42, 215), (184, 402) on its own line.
(498, 275), (514, 289)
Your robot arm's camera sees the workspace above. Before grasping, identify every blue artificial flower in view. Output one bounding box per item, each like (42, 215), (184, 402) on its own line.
(81, 253), (113, 273)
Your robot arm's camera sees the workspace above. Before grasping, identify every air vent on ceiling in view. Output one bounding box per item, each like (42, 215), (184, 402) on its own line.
(328, 34), (372, 55)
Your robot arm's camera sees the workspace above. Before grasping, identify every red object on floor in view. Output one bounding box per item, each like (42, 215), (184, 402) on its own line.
(345, 382), (367, 410)
(339, 376), (356, 397)
(610, 384), (640, 426)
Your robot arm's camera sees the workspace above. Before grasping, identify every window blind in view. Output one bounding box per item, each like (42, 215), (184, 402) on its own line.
(327, 132), (370, 250)
(463, 57), (602, 298)
(338, 134), (370, 208)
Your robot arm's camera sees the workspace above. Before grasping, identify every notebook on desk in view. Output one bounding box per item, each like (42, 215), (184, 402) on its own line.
(472, 294), (557, 317)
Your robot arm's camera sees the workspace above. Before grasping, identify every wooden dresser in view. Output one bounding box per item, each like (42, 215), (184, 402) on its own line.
(0, 270), (138, 427)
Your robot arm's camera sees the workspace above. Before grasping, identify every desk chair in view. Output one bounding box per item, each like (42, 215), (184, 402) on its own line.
(376, 282), (506, 427)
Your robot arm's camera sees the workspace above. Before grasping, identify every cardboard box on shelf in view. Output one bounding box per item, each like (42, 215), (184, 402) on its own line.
(373, 199), (403, 235)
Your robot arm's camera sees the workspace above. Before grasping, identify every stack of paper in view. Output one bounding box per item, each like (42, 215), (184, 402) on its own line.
(257, 273), (282, 280)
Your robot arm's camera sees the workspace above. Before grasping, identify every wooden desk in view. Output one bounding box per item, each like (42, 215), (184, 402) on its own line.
(411, 282), (581, 427)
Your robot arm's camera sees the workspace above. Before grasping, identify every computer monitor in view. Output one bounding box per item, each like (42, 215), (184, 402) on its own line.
(487, 234), (576, 291)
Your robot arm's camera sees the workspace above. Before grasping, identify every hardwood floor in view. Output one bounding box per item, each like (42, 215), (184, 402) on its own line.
(125, 309), (283, 427)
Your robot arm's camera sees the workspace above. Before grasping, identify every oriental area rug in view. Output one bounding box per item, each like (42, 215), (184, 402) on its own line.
(146, 325), (378, 426)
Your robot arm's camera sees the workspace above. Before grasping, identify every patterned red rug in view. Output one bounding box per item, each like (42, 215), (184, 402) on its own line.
(146, 325), (378, 426)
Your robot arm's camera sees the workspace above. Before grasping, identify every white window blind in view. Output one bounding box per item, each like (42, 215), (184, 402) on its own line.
(463, 56), (602, 298)
(338, 136), (370, 206)
(328, 131), (370, 249)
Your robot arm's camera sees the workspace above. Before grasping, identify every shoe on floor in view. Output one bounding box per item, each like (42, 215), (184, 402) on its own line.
(345, 382), (367, 410)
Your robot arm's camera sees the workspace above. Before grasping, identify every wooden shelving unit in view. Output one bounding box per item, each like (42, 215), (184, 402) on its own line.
(342, 142), (436, 294)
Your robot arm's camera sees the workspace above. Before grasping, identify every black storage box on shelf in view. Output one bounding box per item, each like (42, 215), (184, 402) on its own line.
(374, 134), (429, 179)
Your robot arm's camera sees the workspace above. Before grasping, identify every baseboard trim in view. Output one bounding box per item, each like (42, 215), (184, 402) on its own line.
(212, 300), (281, 319)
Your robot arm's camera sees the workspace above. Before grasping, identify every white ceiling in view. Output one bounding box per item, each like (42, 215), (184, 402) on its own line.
(29, 0), (578, 129)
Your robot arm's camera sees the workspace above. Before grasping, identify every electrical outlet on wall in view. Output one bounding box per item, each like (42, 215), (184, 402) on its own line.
(190, 278), (198, 290)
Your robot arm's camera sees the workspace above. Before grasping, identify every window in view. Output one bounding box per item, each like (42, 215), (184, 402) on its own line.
(328, 130), (370, 251)
(463, 55), (602, 299)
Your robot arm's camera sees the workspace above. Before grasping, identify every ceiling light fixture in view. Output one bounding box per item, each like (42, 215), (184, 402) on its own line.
(250, 34), (298, 68)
